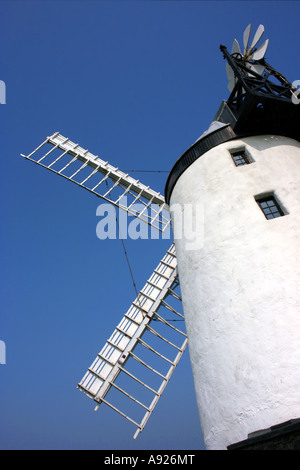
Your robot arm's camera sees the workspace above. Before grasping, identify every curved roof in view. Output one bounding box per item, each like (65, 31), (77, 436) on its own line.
(194, 121), (229, 143)
(164, 120), (237, 205)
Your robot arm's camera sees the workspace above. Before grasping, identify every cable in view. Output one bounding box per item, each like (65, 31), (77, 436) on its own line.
(103, 180), (184, 322)
(116, 216), (141, 305)
(153, 318), (184, 322)
(122, 170), (169, 173)
(104, 181), (143, 313)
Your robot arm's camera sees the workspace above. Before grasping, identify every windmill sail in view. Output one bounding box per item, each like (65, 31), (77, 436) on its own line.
(21, 132), (171, 233)
(226, 24), (269, 92)
(78, 244), (187, 438)
(78, 243), (187, 438)
(21, 134), (187, 438)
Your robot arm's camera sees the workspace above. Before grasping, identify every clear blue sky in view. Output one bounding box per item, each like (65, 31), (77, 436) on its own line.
(0, 0), (299, 451)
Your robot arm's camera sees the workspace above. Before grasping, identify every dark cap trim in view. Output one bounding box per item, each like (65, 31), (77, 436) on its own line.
(164, 124), (237, 205)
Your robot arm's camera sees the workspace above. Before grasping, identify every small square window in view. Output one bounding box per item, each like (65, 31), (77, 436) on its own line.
(231, 150), (251, 167)
(256, 195), (285, 220)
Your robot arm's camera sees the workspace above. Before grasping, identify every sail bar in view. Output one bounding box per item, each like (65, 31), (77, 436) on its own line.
(21, 132), (171, 233)
(77, 243), (188, 438)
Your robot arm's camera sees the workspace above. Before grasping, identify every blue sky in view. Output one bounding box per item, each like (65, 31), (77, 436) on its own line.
(0, 0), (299, 451)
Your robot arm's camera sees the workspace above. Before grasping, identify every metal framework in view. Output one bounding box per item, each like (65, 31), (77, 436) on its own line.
(220, 44), (296, 114)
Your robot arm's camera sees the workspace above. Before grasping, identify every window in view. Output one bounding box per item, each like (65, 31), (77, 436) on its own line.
(230, 150), (251, 166)
(255, 195), (285, 219)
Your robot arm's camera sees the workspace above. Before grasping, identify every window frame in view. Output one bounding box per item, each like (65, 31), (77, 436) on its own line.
(229, 147), (254, 167)
(255, 193), (287, 220)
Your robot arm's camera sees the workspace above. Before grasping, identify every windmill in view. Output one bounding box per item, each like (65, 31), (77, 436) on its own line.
(21, 24), (300, 450)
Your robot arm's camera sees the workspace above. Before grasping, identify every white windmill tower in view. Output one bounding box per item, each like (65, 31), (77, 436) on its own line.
(165, 24), (300, 450)
(21, 24), (300, 450)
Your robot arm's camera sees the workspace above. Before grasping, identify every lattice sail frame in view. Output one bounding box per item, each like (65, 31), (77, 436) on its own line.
(21, 132), (171, 233)
(21, 133), (187, 438)
(78, 243), (187, 439)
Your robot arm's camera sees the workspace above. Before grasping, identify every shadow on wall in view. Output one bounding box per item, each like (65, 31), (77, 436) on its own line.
(244, 134), (300, 152)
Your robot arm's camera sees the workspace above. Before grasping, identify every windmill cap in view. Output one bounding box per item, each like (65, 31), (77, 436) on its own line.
(164, 118), (237, 205)
(194, 121), (229, 143)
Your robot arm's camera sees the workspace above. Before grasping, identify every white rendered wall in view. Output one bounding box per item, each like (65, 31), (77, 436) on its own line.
(170, 135), (300, 450)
